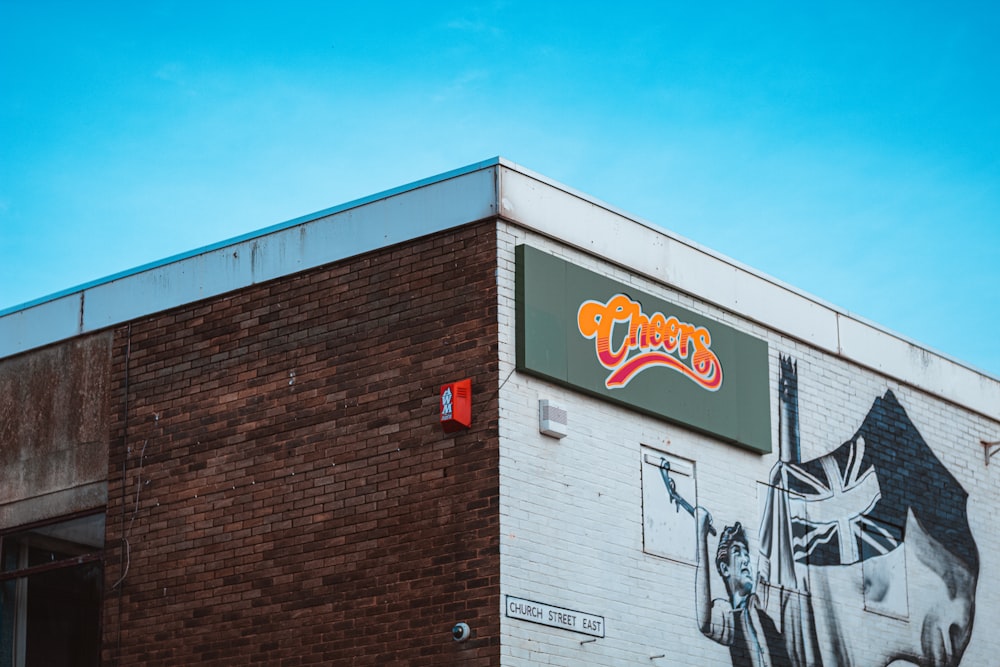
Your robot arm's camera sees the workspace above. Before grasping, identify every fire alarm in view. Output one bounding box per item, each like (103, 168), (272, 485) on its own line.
(440, 379), (472, 433)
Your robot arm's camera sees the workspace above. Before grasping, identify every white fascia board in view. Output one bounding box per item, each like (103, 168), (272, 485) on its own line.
(1, 161), (499, 357)
(496, 165), (839, 349)
(496, 163), (1000, 420)
(0, 294), (84, 357)
(836, 315), (1000, 414)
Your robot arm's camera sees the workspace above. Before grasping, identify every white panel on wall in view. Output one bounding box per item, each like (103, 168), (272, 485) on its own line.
(641, 449), (698, 565)
(861, 526), (910, 620)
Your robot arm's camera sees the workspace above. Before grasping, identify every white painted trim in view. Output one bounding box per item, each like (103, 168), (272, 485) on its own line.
(0, 163), (499, 357)
(495, 165), (1000, 420)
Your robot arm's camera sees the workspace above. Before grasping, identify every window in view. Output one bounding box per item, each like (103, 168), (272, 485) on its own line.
(0, 513), (105, 667)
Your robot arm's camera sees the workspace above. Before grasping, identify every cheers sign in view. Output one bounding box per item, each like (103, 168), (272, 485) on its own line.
(515, 244), (770, 453)
(577, 294), (723, 391)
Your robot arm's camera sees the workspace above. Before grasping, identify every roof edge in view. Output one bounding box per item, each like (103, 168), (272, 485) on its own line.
(0, 159), (501, 358)
(0, 157), (504, 318)
(495, 164), (1000, 420)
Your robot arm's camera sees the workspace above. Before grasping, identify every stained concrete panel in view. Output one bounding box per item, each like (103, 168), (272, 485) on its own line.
(0, 331), (112, 523)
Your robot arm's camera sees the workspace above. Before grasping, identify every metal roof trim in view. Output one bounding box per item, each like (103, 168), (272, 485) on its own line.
(0, 157), (503, 318)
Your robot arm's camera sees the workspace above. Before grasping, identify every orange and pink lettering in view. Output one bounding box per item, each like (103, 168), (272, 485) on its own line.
(577, 294), (722, 390)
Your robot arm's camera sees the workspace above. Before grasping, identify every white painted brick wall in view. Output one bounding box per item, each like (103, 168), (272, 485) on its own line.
(497, 223), (1000, 667)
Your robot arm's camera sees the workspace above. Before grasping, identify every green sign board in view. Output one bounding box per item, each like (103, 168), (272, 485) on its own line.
(516, 244), (772, 453)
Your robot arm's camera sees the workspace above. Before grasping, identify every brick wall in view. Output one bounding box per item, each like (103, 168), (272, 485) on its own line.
(497, 224), (1000, 666)
(103, 222), (501, 666)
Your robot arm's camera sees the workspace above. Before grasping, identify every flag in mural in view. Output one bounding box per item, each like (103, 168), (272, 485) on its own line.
(757, 368), (979, 667)
(776, 390), (977, 572)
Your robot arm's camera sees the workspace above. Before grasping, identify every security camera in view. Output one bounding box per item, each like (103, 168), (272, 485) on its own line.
(451, 622), (471, 642)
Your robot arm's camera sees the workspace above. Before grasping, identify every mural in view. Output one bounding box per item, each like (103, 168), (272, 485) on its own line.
(664, 356), (979, 667)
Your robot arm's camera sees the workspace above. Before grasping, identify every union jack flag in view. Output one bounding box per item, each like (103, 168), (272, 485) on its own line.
(769, 390), (977, 571)
(782, 435), (898, 566)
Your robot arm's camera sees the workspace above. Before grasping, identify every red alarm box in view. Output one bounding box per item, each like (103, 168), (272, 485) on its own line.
(440, 379), (472, 432)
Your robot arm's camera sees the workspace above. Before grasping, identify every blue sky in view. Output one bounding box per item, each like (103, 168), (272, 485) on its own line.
(2, 2), (998, 376)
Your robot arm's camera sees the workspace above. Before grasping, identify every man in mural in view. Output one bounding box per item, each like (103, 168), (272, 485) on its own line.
(695, 507), (793, 667)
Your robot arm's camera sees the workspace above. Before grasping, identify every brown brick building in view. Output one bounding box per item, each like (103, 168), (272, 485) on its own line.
(2, 159), (998, 666)
(2, 163), (503, 666)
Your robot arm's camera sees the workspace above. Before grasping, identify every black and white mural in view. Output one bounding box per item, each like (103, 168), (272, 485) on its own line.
(664, 356), (979, 667)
